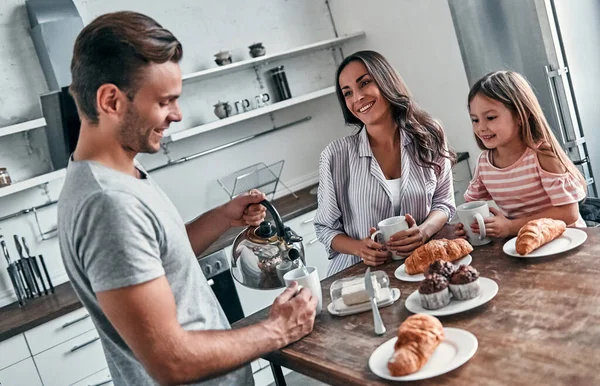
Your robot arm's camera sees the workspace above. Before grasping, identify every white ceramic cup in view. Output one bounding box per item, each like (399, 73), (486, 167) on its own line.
(370, 216), (410, 260)
(457, 201), (492, 246)
(283, 266), (322, 315)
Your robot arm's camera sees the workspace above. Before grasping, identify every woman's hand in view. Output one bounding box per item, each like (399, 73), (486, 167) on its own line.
(471, 207), (513, 238)
(387, 214), (426, 257)
(454, 222), (468, 239)
(356, 228), (390, 266)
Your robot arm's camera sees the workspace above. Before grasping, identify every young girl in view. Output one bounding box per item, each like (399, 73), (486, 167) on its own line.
(456, 70), (586, 239)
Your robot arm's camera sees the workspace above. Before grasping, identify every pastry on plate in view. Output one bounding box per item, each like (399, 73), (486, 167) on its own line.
(448, 265), (481, 300)
(516, 218), (566, 255)
(405, 238), (473, 274)
(418, 274), (451, 310)
(388, 314), (445, 376)
(425, 259), (456, 279)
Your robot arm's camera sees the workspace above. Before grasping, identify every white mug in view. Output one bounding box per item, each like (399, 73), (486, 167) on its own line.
(283, 266), (322, 315)
(457, 201), (492, 246)
(370, 216), (409, 260)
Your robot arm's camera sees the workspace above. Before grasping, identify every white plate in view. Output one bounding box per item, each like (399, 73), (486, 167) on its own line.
(405, 277), (498, 316)
(369, 327), (478, 381)
(394, 255), (473, 282)
(327, 288), (401, 316)
(502, 228), (587, 258)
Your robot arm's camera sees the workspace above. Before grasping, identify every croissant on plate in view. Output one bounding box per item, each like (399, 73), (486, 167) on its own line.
(388, 314), (445, 376)
(515, 218), (566, 255)
(405, 238), (473, 275)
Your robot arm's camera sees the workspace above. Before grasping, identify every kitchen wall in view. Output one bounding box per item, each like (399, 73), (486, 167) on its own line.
(329, 0), (481, 166)
(0, 0), (480, 307)
(0, 0), (349, 307)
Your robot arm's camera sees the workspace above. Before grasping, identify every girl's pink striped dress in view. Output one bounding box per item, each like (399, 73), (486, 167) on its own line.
(465, 147), (587, 227)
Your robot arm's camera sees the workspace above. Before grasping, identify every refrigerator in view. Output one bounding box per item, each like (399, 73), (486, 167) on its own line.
(448, 0), (600, 198)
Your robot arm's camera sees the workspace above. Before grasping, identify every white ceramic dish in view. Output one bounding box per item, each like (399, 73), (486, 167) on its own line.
(405, 277), (498, 316)
(394, 255), (473, 282)
(369, 327), (478, 381)
(327, 288), (400, 316)
(502, 228), (587, 258)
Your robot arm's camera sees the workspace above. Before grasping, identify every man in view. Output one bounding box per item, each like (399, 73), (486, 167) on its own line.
(58, 11), (317, 386)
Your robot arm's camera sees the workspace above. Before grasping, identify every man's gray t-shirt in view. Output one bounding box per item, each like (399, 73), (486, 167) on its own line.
(58, 160), (253, 386)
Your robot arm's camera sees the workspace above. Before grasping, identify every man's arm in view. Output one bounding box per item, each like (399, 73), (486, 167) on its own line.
(186, 190), (266, 256)
(97, 277), (316, 386)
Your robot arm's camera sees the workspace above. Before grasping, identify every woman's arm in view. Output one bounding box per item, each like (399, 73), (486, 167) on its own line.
(314, 146), (388, 265)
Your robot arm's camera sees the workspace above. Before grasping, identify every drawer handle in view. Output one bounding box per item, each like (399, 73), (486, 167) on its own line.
(89, 379), (112, 386)
(301, 217), (315, 225)
(207, 279), (215, 286)
(62, 314), (90, 328)
(308, 238), (319, 245)
(454, 190), (459, 195)
(70, 336), (100, 353)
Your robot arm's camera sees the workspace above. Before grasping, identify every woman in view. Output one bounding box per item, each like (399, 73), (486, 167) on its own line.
(314, 50), (456, 276)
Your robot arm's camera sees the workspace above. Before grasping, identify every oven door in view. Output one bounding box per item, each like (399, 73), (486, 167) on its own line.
(200, 250), (245, 324)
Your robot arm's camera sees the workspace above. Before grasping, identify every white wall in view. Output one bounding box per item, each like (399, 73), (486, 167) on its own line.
(329, 0), (481, 165)
(0, 0), (350, 307)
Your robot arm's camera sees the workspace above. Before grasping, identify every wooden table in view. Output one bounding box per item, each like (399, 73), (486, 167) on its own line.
(233, 225), (600, 385)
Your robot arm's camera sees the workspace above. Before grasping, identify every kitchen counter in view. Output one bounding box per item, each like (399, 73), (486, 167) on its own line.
(234, 225), (600, 385)
(0, 183), (318, 342)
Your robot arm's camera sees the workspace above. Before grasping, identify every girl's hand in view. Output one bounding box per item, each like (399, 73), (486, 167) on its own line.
(471, 207), (513, 238)
(454, 222), (468, 239)
(387, 214), (426, 257)
(357, 228), (391, 266)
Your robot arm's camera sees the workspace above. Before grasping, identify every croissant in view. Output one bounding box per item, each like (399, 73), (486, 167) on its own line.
(515, 218), (566, 255)
(405, 238), (473, 275)
(388, 314), (444, 376)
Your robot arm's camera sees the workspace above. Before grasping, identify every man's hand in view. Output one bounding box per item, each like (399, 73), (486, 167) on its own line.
(267, 282), (317, 347)
(222, 189), (267, 227)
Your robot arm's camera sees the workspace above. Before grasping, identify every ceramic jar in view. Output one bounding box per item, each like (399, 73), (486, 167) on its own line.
(214, 101), (233, 119)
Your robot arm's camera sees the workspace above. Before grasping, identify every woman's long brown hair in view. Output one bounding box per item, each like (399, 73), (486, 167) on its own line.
(468, 70), (586, 192)
(334, 50), (455, 176)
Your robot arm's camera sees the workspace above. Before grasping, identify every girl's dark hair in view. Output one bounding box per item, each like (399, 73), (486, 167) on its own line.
(70, 11), (183, 124)
(335, 50), (455, 175)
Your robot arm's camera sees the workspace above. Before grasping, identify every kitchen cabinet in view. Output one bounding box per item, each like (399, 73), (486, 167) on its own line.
(0, 358), (43, 386)
(71, 367), (113, 386)
(0, 334), (30, 371)
(25, 307), (95, 355)
(285, 210), (329, 279)
(34, 329), (107, 386)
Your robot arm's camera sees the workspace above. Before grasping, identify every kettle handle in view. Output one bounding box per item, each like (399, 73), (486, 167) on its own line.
(259, 199), (286, 238)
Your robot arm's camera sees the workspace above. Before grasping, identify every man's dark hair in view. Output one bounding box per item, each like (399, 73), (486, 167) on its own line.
(70, 11), (183, 124)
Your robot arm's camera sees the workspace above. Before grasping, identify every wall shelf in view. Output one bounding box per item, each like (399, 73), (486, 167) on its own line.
(164, 86), (335, 143)
(182, 31), (365, 84)
(0, 118), (47, 139)
(0, 169), (66, 199)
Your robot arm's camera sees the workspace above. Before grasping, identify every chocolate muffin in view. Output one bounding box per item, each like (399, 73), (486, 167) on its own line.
(426, 259), (456, 279)
(418, 274), (451, 310)
(449, 265), (481, 300)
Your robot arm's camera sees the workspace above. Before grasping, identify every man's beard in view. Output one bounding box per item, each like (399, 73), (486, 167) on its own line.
(118, 104), (160, 154)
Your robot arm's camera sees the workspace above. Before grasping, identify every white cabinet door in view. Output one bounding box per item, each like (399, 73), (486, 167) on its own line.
(303, 232), (329, 280)
(285, 210), (317, 237)
(71, 367), (113, 386)
(0, 334), (30, 371)
(34, 330), (108, 386)
(25, 307), (95, 355)
(0, 358), (43, 386)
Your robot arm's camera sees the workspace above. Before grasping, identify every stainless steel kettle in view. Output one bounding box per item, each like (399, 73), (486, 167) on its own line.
(231, 200), (305, 290)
